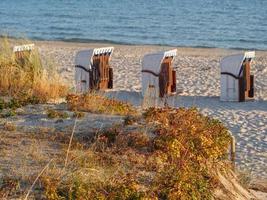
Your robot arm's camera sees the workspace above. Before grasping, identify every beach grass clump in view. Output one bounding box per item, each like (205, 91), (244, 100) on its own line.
(72, 111), (85, 118)
(0, 38), (67, 104)
(0, 96), (41, 112)
(66, 93), (137, 116)
(47, 109), (69, 119)
(40, 107), (232, 199)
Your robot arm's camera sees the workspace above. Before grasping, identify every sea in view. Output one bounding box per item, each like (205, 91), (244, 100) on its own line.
(0, 0), (266, 50)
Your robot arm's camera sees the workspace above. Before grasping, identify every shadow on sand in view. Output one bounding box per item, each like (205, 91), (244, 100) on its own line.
(104, 90), (267, 112)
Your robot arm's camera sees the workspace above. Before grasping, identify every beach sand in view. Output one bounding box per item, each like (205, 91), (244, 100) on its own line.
(36, 40), (267, 181)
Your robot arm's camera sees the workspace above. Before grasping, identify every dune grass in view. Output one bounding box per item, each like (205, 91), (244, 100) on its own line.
(66, 93), (137, 116)
(0, 38), (67, 104)
(40, 107), (232, 200)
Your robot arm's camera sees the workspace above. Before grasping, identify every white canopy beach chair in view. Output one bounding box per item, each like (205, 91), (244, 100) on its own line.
(141, 49), (177, 98)
(220, 51), (255, 102)
(13, 43), (35, 65)
(13, 43), (35, 53)
(75, 47), (114, 93)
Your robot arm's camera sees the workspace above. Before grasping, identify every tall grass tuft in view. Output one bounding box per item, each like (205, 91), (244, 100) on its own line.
(0, 38), (67, 103)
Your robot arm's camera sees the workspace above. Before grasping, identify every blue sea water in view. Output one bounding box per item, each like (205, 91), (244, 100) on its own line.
(0, 0), (266, 50)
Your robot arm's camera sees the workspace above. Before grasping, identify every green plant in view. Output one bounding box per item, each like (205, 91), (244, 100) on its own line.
(7, 98), (21, 109)
(2, 110), (16, 118)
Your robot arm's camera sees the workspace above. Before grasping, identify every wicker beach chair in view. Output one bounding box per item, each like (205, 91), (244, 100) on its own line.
(141, 49), (177, 98)
(13, 43), (35, 66)
(75, 47), (114, 93)
(220, 51), (255, 102)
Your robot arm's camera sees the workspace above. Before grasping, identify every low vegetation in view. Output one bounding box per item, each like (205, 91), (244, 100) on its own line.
(47, 109), (69, 119)
(0, 38), (67, 104)
(73, 111), (86, 118)
(40, 107), (232, 199)
(66, 93), (137, 116)
(0, 38), (241, 199)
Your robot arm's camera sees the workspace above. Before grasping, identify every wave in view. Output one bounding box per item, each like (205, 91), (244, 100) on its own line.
(1, 35), (266, 51)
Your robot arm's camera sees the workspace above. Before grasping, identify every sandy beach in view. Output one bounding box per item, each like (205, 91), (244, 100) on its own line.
(0, 39), (266, 199)
(1, 0), (266, 198)
(34, 40), (267, 181)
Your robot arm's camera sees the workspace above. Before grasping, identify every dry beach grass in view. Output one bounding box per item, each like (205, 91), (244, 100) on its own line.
(0, 38), (67, 103)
